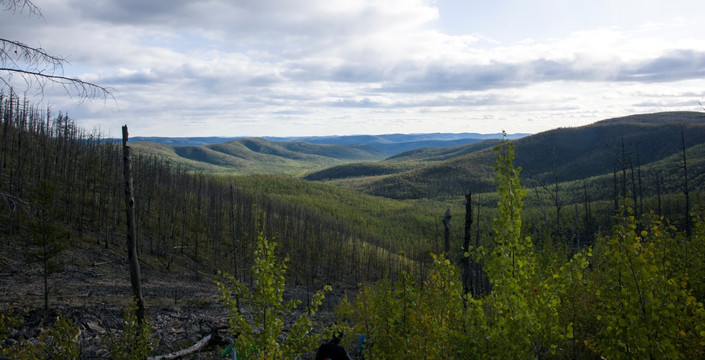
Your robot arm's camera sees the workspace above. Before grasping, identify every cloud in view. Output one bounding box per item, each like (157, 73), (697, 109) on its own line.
(3, 0), (705, 137)
(373, 49), (705, 93)
(619, 50), (705, 82)
(63, 0), (438, 46)
(100, 68), (160, 85)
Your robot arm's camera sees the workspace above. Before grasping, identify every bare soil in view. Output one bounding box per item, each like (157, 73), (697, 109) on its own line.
(0, 234), (341, 359)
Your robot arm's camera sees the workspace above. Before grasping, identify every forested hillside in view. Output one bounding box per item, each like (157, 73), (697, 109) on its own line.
(2, 93), (705, 359)
(316, 112), (705, 201)
(0, 95), (441, 300)
(130, 137), (386, 175)
(130, 132), (527, 155)
(128, 132), (531, 175)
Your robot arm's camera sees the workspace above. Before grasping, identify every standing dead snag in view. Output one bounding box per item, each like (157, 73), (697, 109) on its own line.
(680, 125), (691, 238)
(122, 125), (145, 322)
(442, 208), (451, 254)
(461, 192), (473, 297)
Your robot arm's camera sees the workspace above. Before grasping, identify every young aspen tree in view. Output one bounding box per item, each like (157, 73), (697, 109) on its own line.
(590, 205), (705, 359)
(216, 229), (331, 360)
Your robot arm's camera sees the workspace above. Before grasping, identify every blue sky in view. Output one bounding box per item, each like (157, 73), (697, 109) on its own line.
(2, 0), (705, 137)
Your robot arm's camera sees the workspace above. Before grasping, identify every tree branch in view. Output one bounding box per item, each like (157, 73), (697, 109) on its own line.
(148, 334), (213, 360)
(0, 192), (50, 219)
(1, 33), (115, 102)
(1, 66), (115, 102)
(1, 0), (41, 17)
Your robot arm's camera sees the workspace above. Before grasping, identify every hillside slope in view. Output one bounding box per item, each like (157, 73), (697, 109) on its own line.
(316, 112), (705, 199)
(303, 139), (502, 182)
(132, 137), (386, 175)
(385, 138), (502, 162)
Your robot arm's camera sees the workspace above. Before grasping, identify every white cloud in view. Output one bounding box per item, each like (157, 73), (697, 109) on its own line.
(2, 0), (705, 137)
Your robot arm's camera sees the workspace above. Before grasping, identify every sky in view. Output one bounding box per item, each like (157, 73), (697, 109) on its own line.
(2, 0), (705, 137)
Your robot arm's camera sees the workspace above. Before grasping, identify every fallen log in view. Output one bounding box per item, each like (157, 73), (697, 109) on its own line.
(148, 334), (212, 360)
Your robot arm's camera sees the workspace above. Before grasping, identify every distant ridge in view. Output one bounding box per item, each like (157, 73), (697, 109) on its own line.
(264, 132), (527, 144)
(130, 132), (529, 155)
(128, 136), (234, 146)
(130, 137), (387, 175)
(317, 111), (705, 199)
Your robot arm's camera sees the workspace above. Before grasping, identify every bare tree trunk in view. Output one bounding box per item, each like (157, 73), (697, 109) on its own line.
(552, 146), (561, 235)
(680, 125), (691, 237)
(122, 125), (145, 322)
(651, 170), (663, 218)
(475, 195), (482, 295)
(229, 184), (239, 282)
(636, 150), (643, 216)
(534, 187), (548, 227)
(442, 208), (451, 254)
(629, 154), (637, 218)
(461, 193), (473, 297)
(582, 181), (592, 246)
(613, 161), (619, 214)
(620, 137), (628, 202)
(42, 220), (49, 313)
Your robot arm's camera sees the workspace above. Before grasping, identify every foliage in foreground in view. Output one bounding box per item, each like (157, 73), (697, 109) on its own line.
(216, 230), (332, 360)
(588, 208), (705, 359)
(1, 302), (155, 360)
(339, 138), (705, 359)
(103, 300), (157, 360)
(1, 312), (80, 359)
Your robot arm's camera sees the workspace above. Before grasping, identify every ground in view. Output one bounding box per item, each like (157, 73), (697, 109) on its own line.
(0, 233), (339, 359)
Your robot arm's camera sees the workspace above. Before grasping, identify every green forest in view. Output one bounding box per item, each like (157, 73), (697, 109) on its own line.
(1, 92), (705, 359)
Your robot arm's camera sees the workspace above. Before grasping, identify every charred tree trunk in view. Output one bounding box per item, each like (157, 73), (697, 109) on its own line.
(620, 137), (628, 203)
(629, 155), (637, 218)
(651, 170), (663, 218)
(475, 196), (483, 295)
(442, 208), (451, 254)
(636, 150), (643, 216)
(613, 161), (619, 214)
(680, 125), (691, 237)
(122, 125), (145, 323)
(461, 193), (473, 298)
(42, 217), (49, 313)
(582, 181), (592, 246)
(229, 184), (239, 282)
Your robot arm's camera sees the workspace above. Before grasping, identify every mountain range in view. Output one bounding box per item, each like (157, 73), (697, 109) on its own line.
(131, 111), (705, 202)
(130, 132), (528, 174)
(308, 112), (705, 199)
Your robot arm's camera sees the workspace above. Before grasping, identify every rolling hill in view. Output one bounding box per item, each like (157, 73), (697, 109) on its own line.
(131, 137), (387, 175)
(308, 112), (705, 200)
(130, 132), (529, 175)
(130, 132), (529, 155)
(303, 139), (503, 181)
(265, 132), (527, 155)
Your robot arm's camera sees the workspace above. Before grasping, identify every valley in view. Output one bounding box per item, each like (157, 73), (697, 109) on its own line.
(1, 103), (704, 359)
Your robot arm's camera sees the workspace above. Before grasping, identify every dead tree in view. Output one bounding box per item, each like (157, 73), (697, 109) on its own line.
(539, 145), (563, 236)
(680, 125), (691, 237)
(122, 125), (145, 322)
(442, 208), (451, 254)
(612, 161), (619, 214)
(582, 180), (593, 246)
(1, 0), (113, 100)
(621, 137), (628, 202)
(461, 193), (473, 297)
(650, 169), (663, 217)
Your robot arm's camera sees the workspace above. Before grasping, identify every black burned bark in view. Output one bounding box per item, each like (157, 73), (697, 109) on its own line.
(442, 208), (451, 254)
(122, 125), (145, 322)
(680, 125), (691, 238)
(461, 193), (473, 297)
